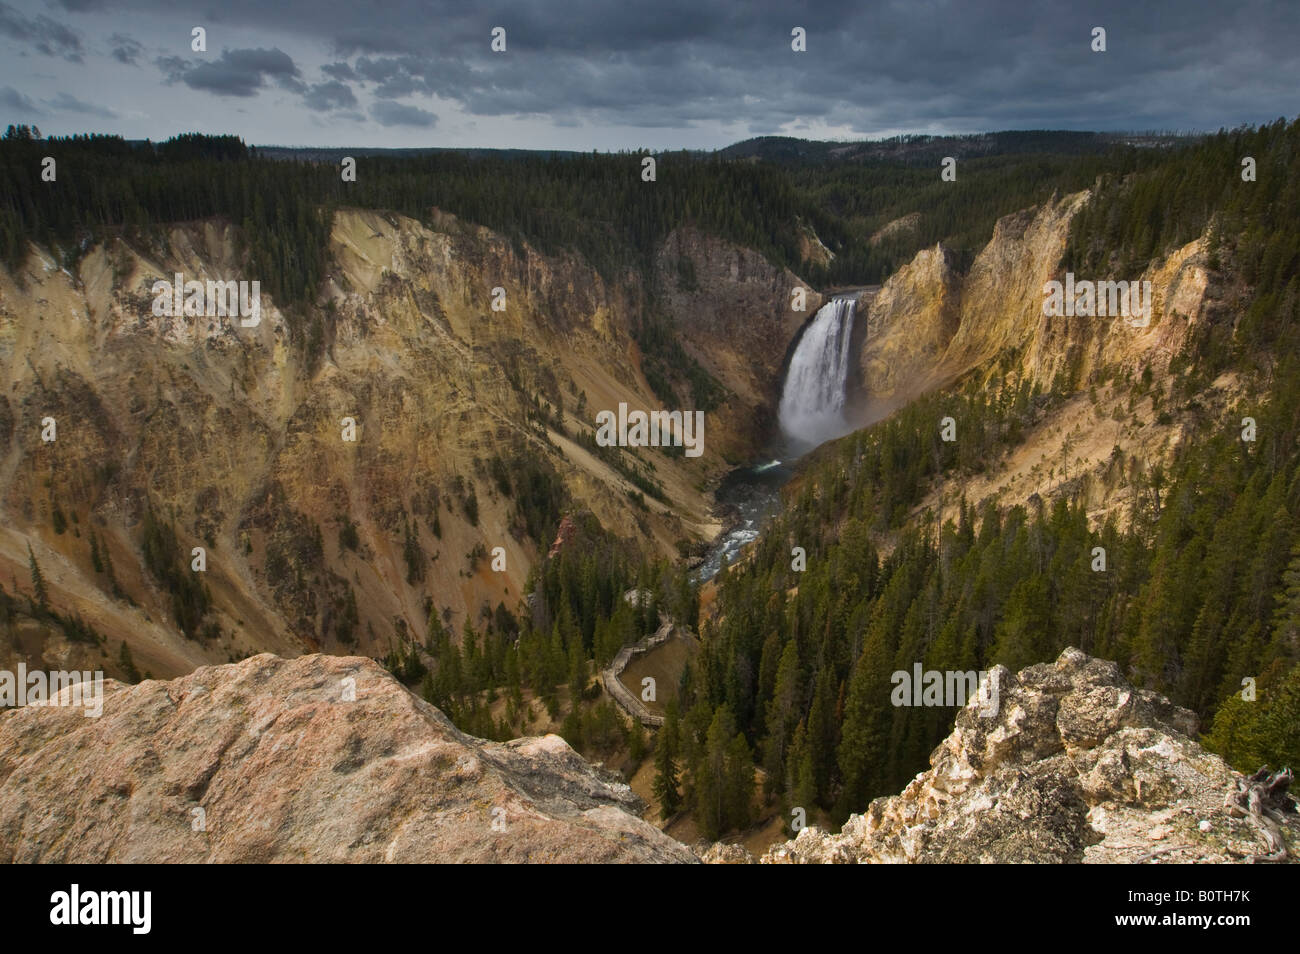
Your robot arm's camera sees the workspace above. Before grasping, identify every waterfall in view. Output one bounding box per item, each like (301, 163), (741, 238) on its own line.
(778, 297), (857, 449)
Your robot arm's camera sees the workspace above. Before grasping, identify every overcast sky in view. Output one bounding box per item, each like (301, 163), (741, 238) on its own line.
(1, 0), (1297, 150)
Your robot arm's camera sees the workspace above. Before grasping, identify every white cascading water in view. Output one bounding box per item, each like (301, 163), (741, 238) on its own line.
(778, 297), (857, 448)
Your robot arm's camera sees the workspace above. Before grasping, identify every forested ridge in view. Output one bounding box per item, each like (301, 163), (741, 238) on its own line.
(7, 121), (1279, 368)
(0, 127), (817, 305)
(691, 366), (1300, 829)
(2, 122), (1237, 311)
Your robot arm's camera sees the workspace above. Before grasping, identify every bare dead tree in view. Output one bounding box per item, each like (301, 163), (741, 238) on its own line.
(1225, 767), (1296, 863)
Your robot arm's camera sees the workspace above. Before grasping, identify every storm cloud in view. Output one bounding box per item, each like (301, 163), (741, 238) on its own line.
(161, 47), (304, 98)
(304, 79), (357, 111)
(47, 90), (116, 116)
(0, 0), (1296, 148)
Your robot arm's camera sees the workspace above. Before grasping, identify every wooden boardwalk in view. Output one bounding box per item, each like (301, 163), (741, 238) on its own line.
(598, 619), (673, 727)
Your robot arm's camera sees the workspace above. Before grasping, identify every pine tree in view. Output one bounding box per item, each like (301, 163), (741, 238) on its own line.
(806, 668), (836, 805)
(566, 637), (587, 704)
(118, 641), (141, 683)
(990, 575), (1052, 672)
(505, 643), (523, 710)
(695, 706), (736, 839)
(27, 543), (48, 611)
(652, 701), (683, 816)
(1268, 538), (1300, 661)
(1256, 664), (1300, 771)
(102, 539), (119, 597)
(724, 731), (755, 832)
(836, 630), (890, 819)
(627, 718), (647, 763)
(791, 733), (818, 829)
(762, 639), (800, 797)
(425, 603), (447, 651)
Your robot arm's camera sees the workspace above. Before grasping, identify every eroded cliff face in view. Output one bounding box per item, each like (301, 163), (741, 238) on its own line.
(939, 192), (1094, 381)
(0, 211), (805, 679)
(655, 225), (823, 459)
(855, 243), (960, 409)
(855, 190), (1215, 404)
(0, 653), (698, 863)
(851, 193), (1090, 406)
(713, 649), (1298, 864)
(1022, 232), (1213, 391)
(852, 191), (1222, 531)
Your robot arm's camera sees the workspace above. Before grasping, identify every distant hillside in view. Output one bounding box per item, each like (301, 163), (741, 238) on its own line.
(719, 130), (1194, 166)
(254, 145), (591, 162)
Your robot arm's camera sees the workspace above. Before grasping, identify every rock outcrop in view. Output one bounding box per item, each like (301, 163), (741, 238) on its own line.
(753, 649), (1298, 864)
(0, 653), (698, 863)
(5, 647), (1289, 865)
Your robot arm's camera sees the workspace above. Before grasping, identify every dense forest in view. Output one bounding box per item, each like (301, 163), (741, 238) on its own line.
(689, 362), (1300, 829)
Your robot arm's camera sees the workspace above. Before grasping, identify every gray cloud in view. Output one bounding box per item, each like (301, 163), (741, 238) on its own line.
(303, 79), (357, 111)
(0, 1), (84, 61)
(369, 99), (437, 127)
(110, 32), (143, 65)
(332, 26), (419, 57)
(321, 60), (357, 81)
(324, 108), (364, 124)
(161, 47), (303, 98)
(353, 56), (403, 84)
(155, 54), (187, 82)
(353, 55), (428, 99)
(47, 91), (117, 117)
(0, 84), (41, 114)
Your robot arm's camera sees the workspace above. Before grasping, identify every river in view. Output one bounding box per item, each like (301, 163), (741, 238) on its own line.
(695, 458), (795, 582)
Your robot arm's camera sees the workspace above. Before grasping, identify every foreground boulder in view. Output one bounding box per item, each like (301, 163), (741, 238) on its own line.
(757, 648), (1298, 864)
(0, 654), (697, 863)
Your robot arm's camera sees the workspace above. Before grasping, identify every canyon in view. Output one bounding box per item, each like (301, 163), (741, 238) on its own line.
(0, 213), (817, 681)
(0, 177), (1267, 865)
